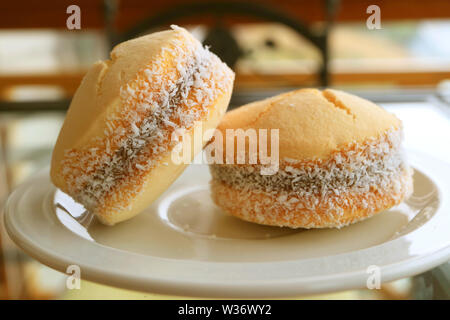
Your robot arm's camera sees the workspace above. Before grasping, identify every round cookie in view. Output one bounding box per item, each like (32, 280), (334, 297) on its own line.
(51, 26), (234, 225)
(209, 88), (413, 228)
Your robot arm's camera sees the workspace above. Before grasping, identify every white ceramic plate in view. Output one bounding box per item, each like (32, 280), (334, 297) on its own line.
(4, 151), (450, 298)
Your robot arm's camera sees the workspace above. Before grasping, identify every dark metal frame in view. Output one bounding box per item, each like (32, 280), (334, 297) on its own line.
(104, 0), (339, 87)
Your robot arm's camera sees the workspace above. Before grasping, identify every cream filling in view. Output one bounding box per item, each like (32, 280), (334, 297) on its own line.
(210, 128), (409, 201)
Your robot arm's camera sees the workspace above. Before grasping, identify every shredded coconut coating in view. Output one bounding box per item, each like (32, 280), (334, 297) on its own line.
(210, 128), (413, 228)
(61, 26), (234, 214)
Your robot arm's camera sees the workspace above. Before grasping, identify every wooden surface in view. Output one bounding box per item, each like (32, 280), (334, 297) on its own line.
(0, 73), (85, 99)
(1, 0), (450, 30)
(1, 0), (449, 95)
(1, 70), (449, 99)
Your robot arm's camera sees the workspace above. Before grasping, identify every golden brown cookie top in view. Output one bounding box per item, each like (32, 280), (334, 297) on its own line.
(217, 88), (401, 160)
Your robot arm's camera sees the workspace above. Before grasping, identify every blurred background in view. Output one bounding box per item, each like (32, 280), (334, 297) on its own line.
(1, 0), (450, 299)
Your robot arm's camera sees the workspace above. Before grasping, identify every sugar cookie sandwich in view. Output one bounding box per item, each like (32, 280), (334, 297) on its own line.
(209, 89), (413, 228)
(51, 26), (234, 225)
